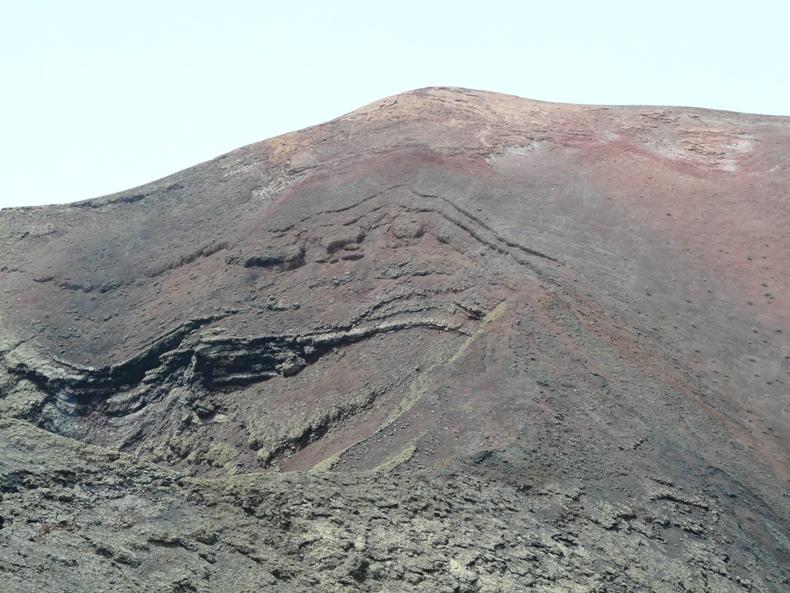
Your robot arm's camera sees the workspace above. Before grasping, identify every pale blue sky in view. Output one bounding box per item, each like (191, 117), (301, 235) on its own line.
(1, 1), (788, 207)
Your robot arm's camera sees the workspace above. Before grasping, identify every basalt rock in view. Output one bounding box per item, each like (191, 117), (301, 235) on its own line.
(0, 87), (788, 591)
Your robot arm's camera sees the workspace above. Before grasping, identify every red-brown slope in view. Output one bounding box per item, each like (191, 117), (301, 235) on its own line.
(1, 88), (788, 584)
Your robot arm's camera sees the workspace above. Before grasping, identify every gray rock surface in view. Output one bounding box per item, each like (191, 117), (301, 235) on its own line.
(1, 419), (782, 592)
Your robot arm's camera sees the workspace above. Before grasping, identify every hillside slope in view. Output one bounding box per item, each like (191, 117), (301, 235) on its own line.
(1, 87), (788, 592)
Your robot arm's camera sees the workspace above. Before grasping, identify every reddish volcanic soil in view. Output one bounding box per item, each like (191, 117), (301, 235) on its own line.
(1, 88), (788, 592)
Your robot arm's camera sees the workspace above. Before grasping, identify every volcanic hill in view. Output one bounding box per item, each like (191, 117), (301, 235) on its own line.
(1, 87), (788, 592)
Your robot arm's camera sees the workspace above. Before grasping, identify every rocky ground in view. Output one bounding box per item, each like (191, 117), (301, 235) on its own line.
(1, 87), (788, 591)
(0, 416), (779, 593)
